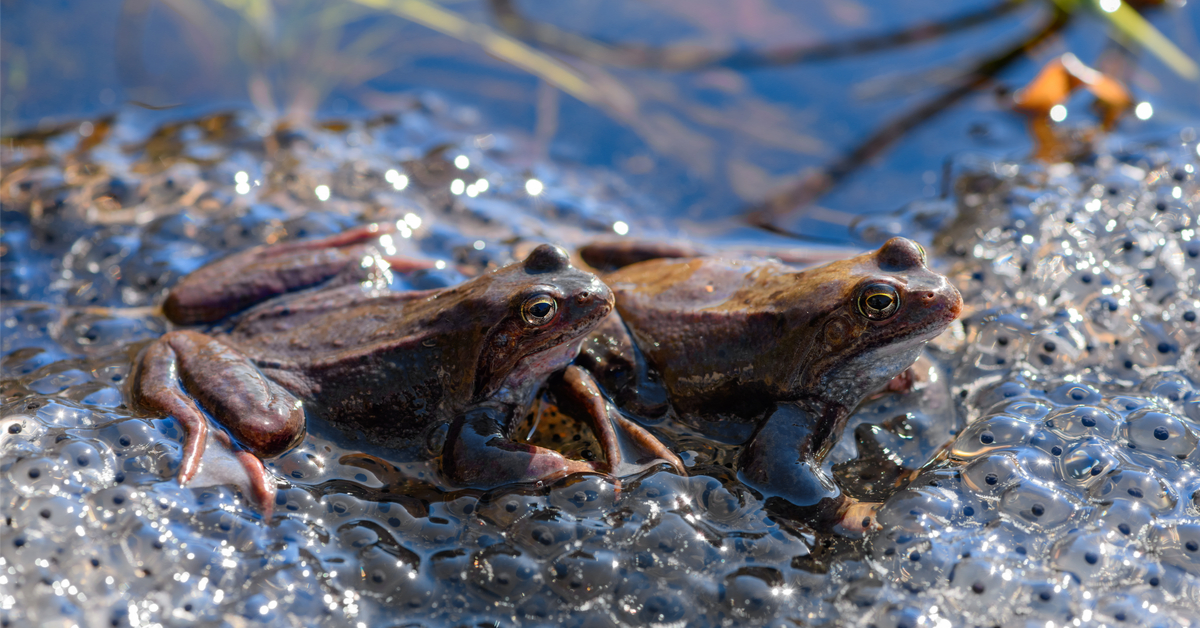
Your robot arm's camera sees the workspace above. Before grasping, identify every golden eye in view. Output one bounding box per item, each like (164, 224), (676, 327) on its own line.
(522, 294), (558, 325)
(858, 284), (900, 321)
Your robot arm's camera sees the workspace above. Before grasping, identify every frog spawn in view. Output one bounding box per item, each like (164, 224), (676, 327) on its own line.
(3, 111), (1200, 627)
(861, 138), (1200, 626)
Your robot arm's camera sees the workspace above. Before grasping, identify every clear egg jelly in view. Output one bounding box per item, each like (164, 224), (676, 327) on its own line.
(2, 112), (1199, 627)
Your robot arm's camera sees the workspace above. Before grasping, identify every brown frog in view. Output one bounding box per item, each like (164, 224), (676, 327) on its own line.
(134, 224), (679, 512)
(556, 237), (963, 528)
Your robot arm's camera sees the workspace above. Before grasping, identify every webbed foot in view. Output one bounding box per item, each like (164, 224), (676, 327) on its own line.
(443, 406), (605, 488)
(191, 429), (279, 518)
(133, 330), (304, 514)
(554, 365), (684, 477)
(739, 402), (862, 532)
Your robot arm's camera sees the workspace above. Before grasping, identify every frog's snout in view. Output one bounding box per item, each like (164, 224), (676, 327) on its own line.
(924, 282), (964, 321)
(576, 281), (615, 315)
(910, 275), (963, 325)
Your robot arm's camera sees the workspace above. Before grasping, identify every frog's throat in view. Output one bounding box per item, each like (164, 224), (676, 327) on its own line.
(481, 337), (587, 409)
(799, 339), (927, 412)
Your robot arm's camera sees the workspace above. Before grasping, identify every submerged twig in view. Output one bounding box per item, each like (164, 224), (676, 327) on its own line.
(490, 0), (1027, 71)
(744, 8), (1071, 233)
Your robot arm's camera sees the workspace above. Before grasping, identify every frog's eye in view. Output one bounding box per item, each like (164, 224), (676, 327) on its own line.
(858, 284), (900, 321)
(522, 294), (558, 325)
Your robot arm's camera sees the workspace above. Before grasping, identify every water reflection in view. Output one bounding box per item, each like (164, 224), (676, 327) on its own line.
(5, 1), (1197, 228)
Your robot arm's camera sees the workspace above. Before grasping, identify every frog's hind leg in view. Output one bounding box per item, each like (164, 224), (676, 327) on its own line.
(443, 406), (603, 488)
(133, 331), (304, 508)
(164, 223), (436, 324)
(554, 365), (684, 477)
(578, 240), (710, 272)
(134, 334), (210, 484)
(577, 239), (862, 272)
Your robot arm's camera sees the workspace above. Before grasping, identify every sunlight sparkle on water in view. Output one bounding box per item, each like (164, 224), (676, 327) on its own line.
(385, 169), (409, 190)
(1135, 102), (1154, 120)
(450, 179), (465, 195)
(525, 178), (544, 195)
(314, 185), (330, 201)
(1099, 0), (1121, 12)
(613, 220), (629, 235)
(235, 171), (251, 195)
(1049, 105), (1068, 122)
(454, 155), (470, 169)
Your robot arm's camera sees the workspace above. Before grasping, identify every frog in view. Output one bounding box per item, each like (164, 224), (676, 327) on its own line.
(133, 223), (681, 513)
(555, 236), (963, 529)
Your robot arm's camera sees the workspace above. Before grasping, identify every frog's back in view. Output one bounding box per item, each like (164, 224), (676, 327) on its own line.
(603, 239), (961, 417)
(606, 257), (834, 411)
(219, 243), (615, 444)
(229, 290), (486, 441)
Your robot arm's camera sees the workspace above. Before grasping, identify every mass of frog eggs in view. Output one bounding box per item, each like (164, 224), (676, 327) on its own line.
(852, 133), (1200, 627)
(2, 105), (1198, 627)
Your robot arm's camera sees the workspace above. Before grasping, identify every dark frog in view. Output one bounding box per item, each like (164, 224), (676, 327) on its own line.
(134, 224), (678, 512)
(560, 237), (963, 528)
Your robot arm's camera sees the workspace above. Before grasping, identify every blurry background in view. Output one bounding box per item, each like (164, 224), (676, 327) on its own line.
(3, 0), (1200, 239)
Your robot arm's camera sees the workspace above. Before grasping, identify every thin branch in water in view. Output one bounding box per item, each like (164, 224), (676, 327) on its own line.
(490, 0), (1027, 71)
(745, 8), (1072, 234)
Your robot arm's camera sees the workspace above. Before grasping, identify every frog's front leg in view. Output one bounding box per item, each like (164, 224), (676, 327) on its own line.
(133, 330), (306, 509)
(574, 312), (670, 419)
(552, 365), (684, 477)
(738, 403), (877, 532)
(443, 406), (604, 488)
(165, 223), (435, 324)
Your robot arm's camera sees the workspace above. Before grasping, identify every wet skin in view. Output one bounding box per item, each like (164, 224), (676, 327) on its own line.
(562, 237), (964, 527)
(134, 224), (679, 513)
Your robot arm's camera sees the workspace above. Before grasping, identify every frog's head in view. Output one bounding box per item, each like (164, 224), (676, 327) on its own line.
(472, 244), (615, 403)
(789, 237), (962, 410)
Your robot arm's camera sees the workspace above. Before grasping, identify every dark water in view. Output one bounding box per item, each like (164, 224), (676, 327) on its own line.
(4, 1), (1200, 626)
(5, 0), (1200, 229)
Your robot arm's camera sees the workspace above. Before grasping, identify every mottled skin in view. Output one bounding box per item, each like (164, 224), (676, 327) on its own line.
(133, 225), (672, 513)
(564, 237), (963, 528)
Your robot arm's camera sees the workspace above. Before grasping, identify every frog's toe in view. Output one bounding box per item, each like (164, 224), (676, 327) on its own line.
(190, 430), (279, 518)
(177, 422), (209, 486)
(133, 333), (212, 485)
(609, 415), (685, 476)
(554, 365), (683, 478)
